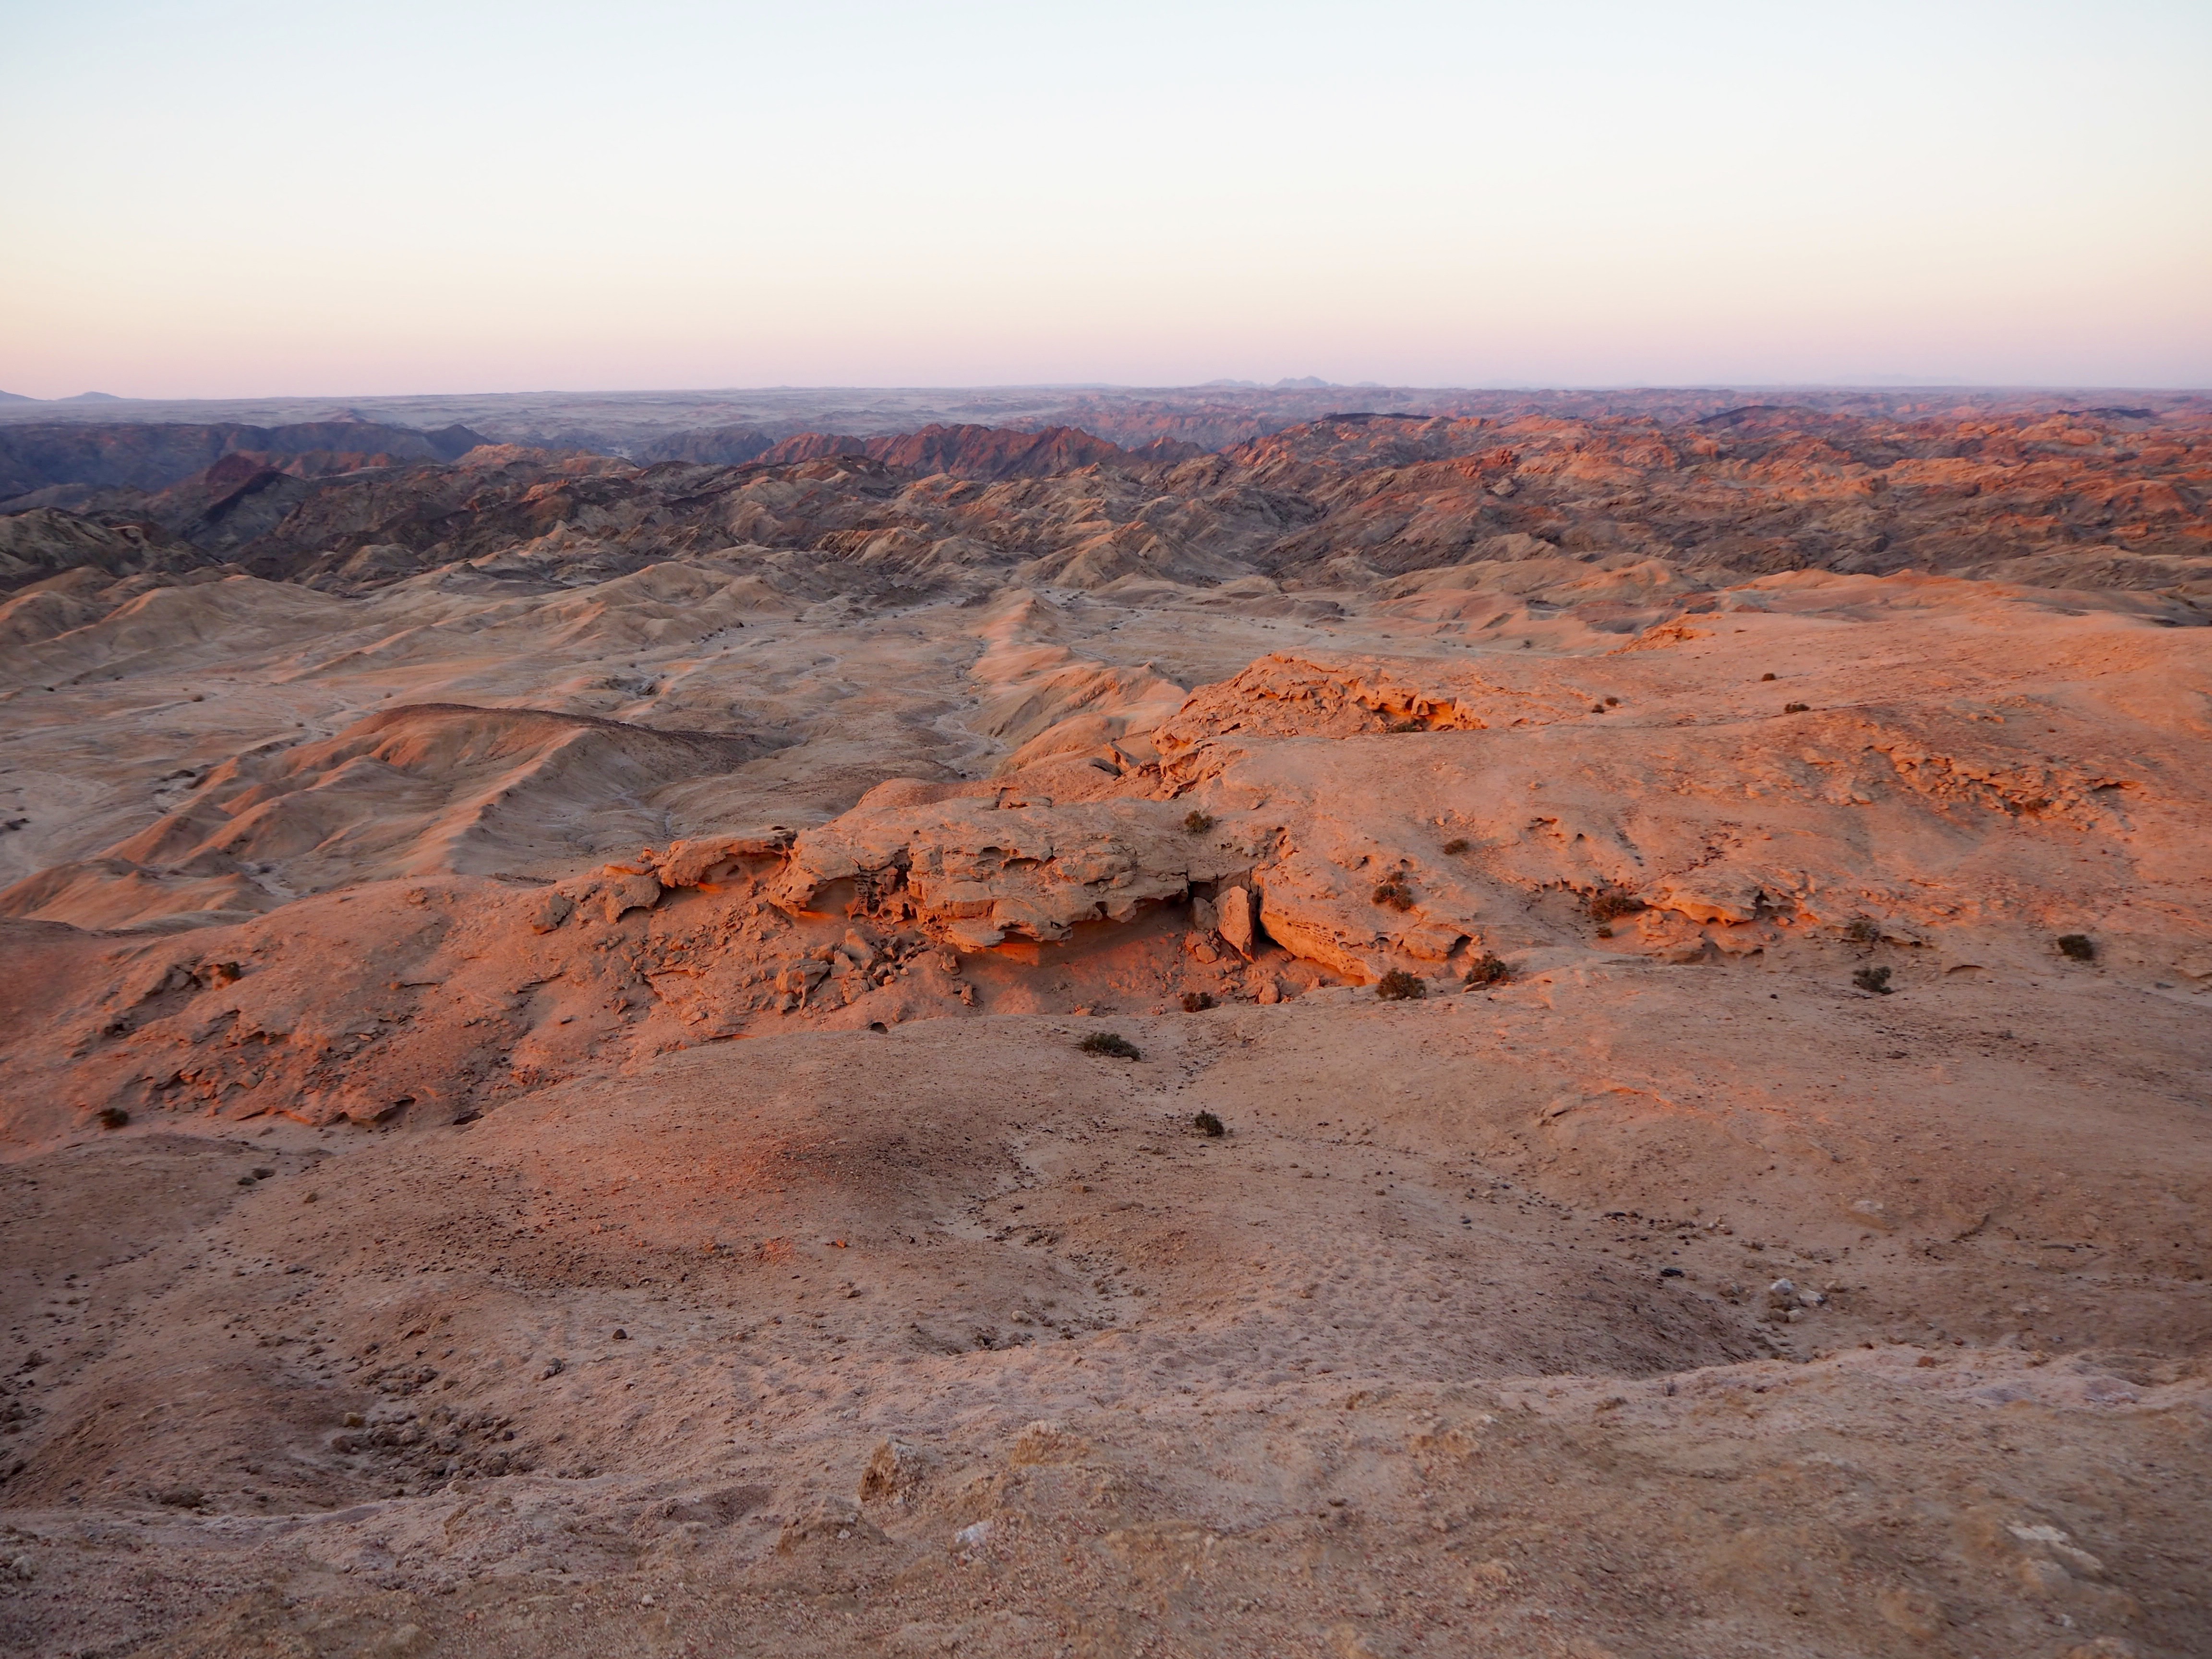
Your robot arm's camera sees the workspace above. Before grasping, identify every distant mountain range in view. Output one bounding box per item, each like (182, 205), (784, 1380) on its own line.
(0, 418), (491, 499)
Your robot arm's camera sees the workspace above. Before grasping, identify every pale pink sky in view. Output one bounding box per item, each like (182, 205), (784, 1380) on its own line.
(4, 0), (2207, 397)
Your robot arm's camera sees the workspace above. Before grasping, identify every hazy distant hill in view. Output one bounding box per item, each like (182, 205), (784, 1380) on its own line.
(757, 422), (1132, 480)
(0, 419), (490, 501)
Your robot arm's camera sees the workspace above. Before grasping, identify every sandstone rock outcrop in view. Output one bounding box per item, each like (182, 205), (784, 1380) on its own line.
(769, 796), (1245, 950)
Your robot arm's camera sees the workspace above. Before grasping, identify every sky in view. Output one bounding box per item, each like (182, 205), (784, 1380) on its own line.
(2, 0), (2208, 397)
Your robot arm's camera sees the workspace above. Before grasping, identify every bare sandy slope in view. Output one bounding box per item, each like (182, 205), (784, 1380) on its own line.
(0, 553), (2207, 1659)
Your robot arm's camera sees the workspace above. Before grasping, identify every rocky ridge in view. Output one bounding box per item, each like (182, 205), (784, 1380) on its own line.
(4, 406), (2203, 611)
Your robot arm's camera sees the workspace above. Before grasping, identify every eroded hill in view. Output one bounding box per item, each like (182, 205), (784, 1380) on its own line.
(0, 397), (2207, 1659)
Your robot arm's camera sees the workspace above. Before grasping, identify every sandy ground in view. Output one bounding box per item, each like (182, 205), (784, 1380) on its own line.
(0, 544), (2207, 1657)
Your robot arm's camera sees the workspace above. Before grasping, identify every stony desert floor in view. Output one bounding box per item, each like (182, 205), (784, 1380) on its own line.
(0, 409), (2209, 1659)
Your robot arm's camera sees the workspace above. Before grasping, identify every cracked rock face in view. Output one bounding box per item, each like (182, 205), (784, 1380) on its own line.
(770, 798), (1246, 950)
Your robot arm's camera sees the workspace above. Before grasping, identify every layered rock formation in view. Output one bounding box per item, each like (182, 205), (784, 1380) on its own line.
(756, 422), (1136, 481)
(9, 404), (2203, 612)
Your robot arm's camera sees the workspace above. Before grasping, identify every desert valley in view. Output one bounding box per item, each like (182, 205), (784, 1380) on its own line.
(0, 383), (2207, 1659)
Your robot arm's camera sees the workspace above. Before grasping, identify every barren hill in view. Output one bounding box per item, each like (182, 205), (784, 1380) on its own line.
(0, 419), (490, 502)
(0, 393), (2207, 1659)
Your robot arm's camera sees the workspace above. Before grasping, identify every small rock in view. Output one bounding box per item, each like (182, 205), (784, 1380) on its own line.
(525, 891), (575, 934)
(1218, 885), (1256, 957)
(860, 1438), (928, 1506)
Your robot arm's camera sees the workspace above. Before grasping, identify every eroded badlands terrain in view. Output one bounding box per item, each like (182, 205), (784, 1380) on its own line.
(0, 396), (2209, 1658)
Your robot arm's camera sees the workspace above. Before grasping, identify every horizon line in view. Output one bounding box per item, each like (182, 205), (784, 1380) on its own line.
(4, 380), (2210, 407)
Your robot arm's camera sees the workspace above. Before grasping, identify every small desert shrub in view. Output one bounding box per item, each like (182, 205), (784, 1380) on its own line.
(1441, 838), (1469, 856)
(1192, 1110), (1225, 1138)
(1590, 703), (1607, 714)
(1604, 696), (1620, 706)
(1783, 701), (1811, 714)
(1587, 887), (1645, 923)
(1375, 969), (1427, 1001)
(1370, 877), (1415, 912)
(2056, 933), (2096, 962)
(1761, 672), (1777, 681)
(1853, 965), (1893, 995)
(1844, 919), (1880, 944)
(1180, 990), (1216, 1012)
(96, 1106), (129, 1130)
(1465, 953), (1512, 987)
(1079, 1031), (1141, 1060)
(1182, 809), (1215, 834)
